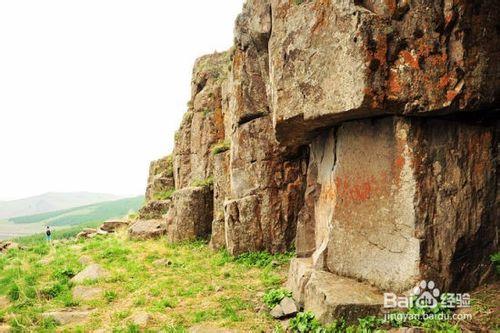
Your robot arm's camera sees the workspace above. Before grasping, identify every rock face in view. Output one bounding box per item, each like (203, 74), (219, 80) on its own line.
(269, 0), (500, 147)
(138, 0), (499, 324)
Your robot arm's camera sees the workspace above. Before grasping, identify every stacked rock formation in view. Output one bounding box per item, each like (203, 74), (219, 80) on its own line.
(140, 0), (499, 323)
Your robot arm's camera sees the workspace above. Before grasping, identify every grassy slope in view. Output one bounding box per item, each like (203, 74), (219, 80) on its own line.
(8, 197), (144, 226)
(1, 233), (498, 332)
(0, 233), (290, 332)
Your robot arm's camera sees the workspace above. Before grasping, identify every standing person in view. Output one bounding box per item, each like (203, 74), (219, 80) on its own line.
(46, 226), (52, 245)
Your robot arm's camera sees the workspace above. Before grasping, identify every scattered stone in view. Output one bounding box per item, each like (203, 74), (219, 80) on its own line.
(100, 220), (129, 233)
(71, 264), (109, 283)
(76, 228), (97, 239)
(78, 255), (93, 265)
(152, 258), (172, 267)
(42, 309), (92, 325)
(96, 228), (108, 236)
(72, 286), (103, 301)
(270, 304), (285, 319)
(128, 220), (167, 239)
(214, 285), (224, 292)
(0, 241), (20, 253)
(130, 312), (151, 327)
(280, 297), (298, 317)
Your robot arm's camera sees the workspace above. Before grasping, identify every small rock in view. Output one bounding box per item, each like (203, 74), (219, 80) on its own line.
(254, 304), (268, 314)
(78, 255), (93, 265)
(130, 311), (151, 327)
(96, 228), (108, 235)
(0, 241), (20, 253)
(0, 296), (10, 309)
(152, 258), (172, 267)
(214, 285), (224, 292)
(280, 297), (298, 317)
(71, 264), (109, 283)
(42, 309), (92, 325)
(270, 304), (285, 319)
(72, 286), (103, 301)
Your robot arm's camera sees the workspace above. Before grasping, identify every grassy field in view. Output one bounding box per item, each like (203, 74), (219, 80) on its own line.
(1, 232), (498, 332)
(0, 232), (291, 332)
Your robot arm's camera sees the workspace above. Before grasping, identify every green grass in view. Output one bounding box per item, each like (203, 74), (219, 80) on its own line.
(191, 177), (214, 188)
(152, 189), (175, 201)
(0, 233), (290, 332)
(211, 140), (230, 155)
(9, 196), (144, 226)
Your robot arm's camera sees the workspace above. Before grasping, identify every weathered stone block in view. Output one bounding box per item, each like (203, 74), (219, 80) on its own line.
(269, 0), (500, 147)
(287, 258), (384, 324)
(166, 186), (213, 243)
(145, 156), (174, 202)
(294, 116), (497, 293)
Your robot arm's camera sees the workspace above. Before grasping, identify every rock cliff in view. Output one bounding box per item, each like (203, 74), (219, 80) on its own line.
(138, 0), (499, 323)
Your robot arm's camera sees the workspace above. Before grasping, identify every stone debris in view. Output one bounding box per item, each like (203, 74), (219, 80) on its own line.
(280, 297), (298, 317)
(76, 228), (98, 239)
(99, 220), (129, 233)
(0, 241), (20, 253)
(130, 312), (152, 327)
(71, 264), (109, 283)
(128, 219), (167, 240)
(72, 286), (103, 301)
(42, 309), (92, 325)
(270, 304), (285, 319)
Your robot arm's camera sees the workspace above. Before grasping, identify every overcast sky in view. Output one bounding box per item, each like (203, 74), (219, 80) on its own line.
(0, 0), (244, 201)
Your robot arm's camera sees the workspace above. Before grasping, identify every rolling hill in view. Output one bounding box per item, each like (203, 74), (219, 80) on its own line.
(8, 196), (144, 226)
(0, 192), (122, 220)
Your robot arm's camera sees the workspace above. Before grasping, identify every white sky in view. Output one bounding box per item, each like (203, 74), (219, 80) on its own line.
(0, 0), (244, 201)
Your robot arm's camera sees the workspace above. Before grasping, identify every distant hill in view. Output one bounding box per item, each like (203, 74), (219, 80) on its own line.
(8, 196), (144, 227)
(0, 192), (122, 220)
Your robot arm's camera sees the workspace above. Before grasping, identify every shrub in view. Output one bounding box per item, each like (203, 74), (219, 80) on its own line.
(211, 140), (230, 155)
(153, 189), (175, 201)
(191, 177), (214, 188)
(491, 252), (500, 274)
(289, 312), (322, 333)
(263, 288), (292, 308)
(104, 290), (117, 303)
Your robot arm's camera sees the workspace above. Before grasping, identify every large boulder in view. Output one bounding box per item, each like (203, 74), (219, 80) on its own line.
(128, 219), (167, 240)
(269, 0), (500, 147)
(294, 116), (498, 293)
(166, 186), (213, 242)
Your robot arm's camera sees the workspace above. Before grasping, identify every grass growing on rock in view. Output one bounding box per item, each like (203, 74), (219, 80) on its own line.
(0, 232), (289, 332)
